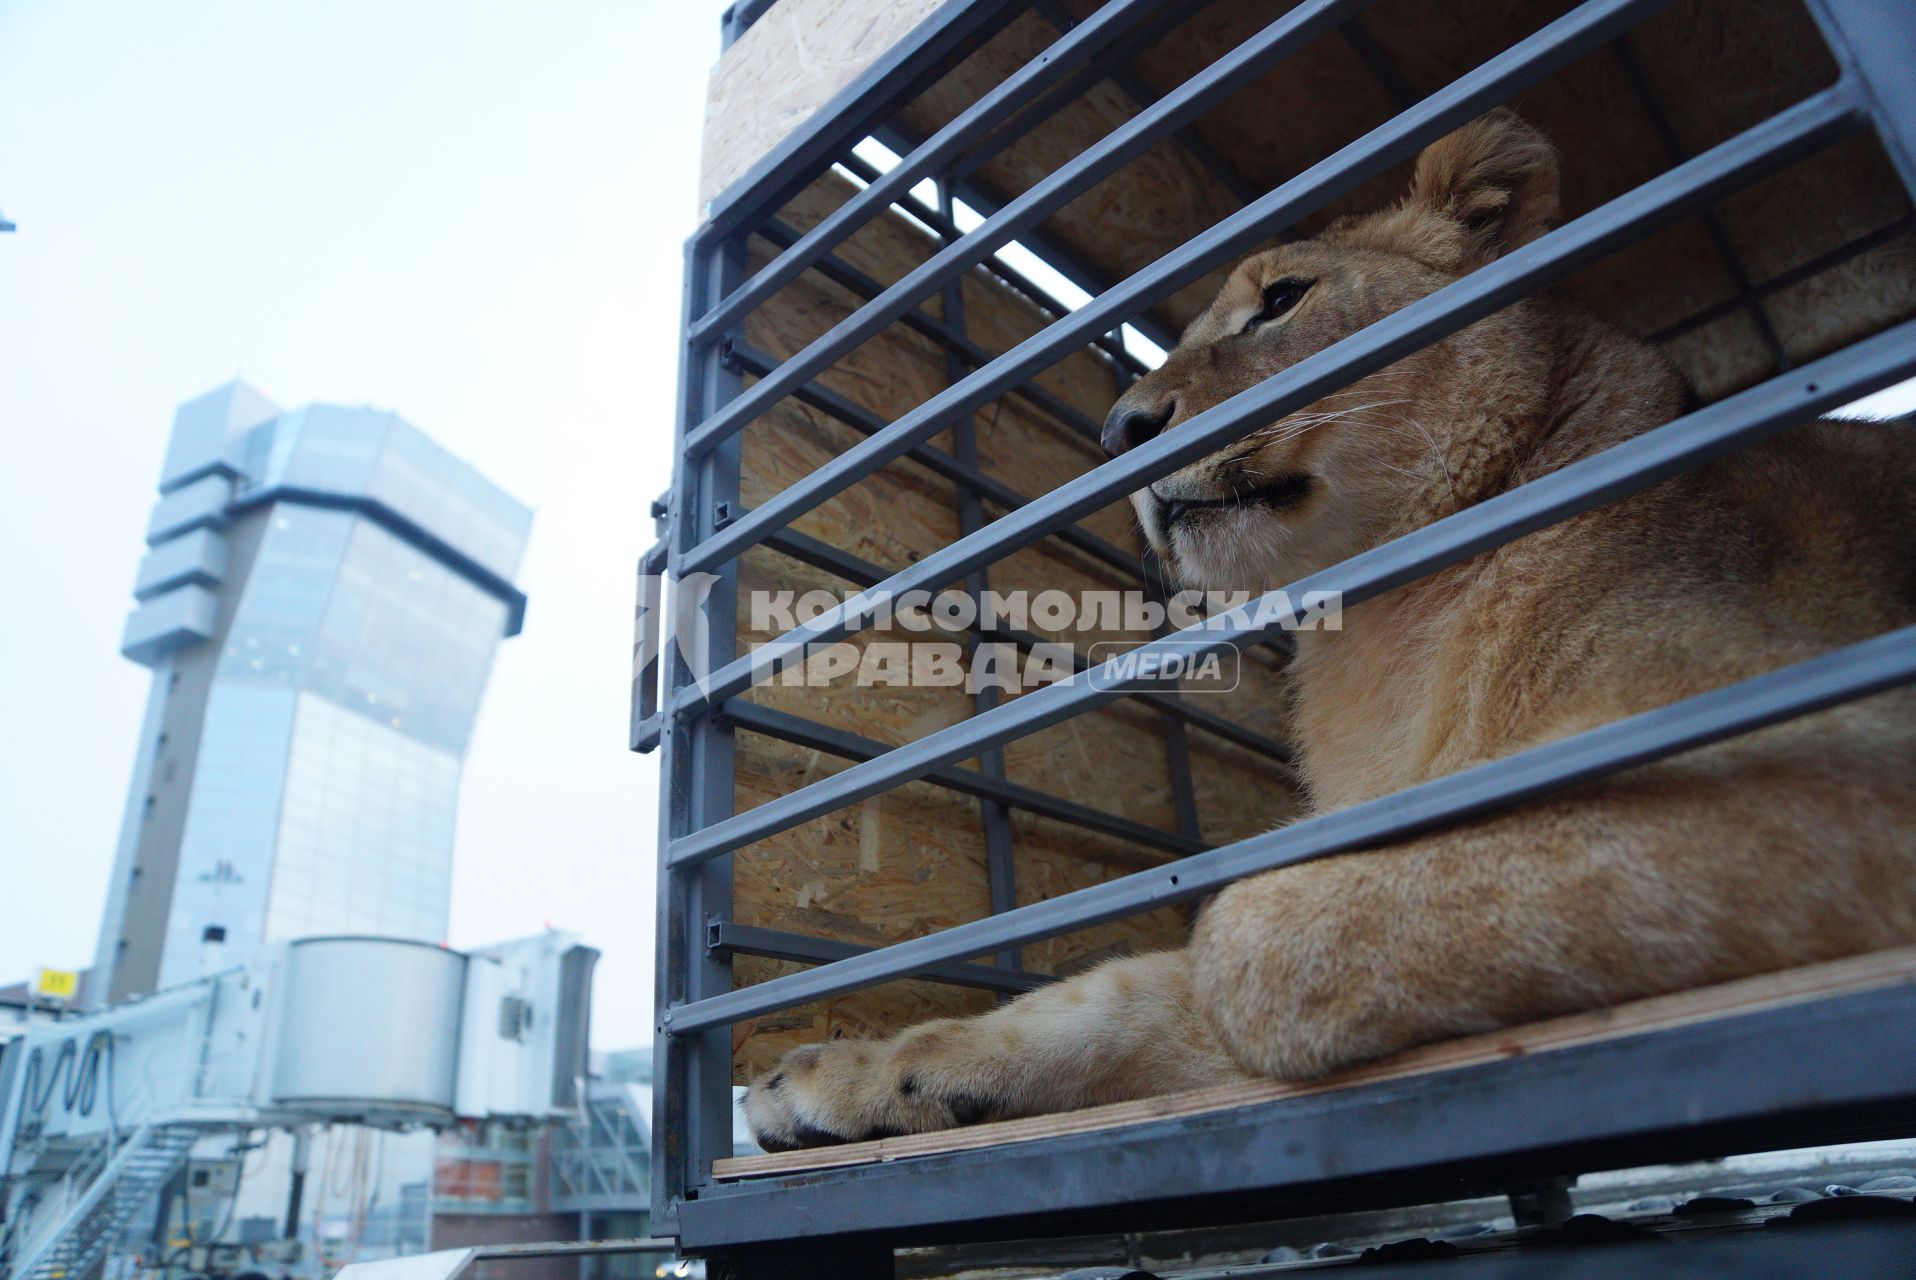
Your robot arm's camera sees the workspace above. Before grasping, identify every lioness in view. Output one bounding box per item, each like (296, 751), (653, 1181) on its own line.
(745, 110), (1916, 1153)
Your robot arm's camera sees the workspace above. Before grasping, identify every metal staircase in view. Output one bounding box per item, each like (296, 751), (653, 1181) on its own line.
(1, 935), (590, 1278)
(6, 1123), (196, 1280)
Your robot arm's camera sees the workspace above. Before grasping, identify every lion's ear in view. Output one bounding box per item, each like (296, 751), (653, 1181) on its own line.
(1406, 108), (1559, 264)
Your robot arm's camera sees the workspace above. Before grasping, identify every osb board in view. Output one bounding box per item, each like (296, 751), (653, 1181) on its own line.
(898, 0), (1913, 397)
(1705, 136), (1916, 392)
(757, 166), (1146, 509)
(739, 175), (963, 532)
(955, 279), (1143, 554)
(960, 267), (1127, 441)
(730, 176), (1302, 1080)
(1009, 808), (1194, 978)
(699, 0), (948, 209)
(730, 733), (1210, 1078)
(731, 956), (995, 1069)
(738, 545), (978, 749)
(899, 8), (1250, 338)
(730, 731), (999, 1070)
(716, 944), (1916, 1177)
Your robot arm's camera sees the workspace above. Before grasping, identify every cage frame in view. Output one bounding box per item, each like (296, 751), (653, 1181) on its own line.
(642, 0), (1916, 1267)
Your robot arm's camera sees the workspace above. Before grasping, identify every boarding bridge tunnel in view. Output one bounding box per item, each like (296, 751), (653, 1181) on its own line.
(0, 933), (596, 1280)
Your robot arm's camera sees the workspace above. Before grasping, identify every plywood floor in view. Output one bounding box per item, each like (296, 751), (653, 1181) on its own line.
(716, 946), (1916, 1180)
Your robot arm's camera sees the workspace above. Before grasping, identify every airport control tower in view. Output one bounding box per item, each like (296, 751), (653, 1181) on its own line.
(91, 382), (531, 1005)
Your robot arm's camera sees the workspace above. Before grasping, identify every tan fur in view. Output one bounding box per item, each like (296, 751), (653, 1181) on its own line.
(743, 111), (1916, 1152)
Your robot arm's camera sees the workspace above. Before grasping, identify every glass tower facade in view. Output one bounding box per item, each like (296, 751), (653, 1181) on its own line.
(93, 383), (530, 1003)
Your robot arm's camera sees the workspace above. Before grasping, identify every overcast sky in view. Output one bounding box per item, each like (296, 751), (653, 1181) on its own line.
(0, 0), (730, 1050)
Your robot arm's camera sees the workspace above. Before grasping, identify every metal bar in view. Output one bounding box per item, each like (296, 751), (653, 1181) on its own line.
(719, 8), (741, 50)
(667, 300), (1910, 876)
(1160, 689), (1203, 843)
(757, 521), (897, 585)
(667, 622), (1916, 1033)
(1118, 313), (1208, 844)
(706, 922), (1053, 995)
(947, 0), (1199, 188)
(651, 237), (747, 1228)
(685, 0), (1374, 458)
(725, 340), (1148, 582)
(833, 152), (1148, 377)
(699, 0), (1027, 244)
(473, 1238), (676, 1260)
(1648, 212), (1915, 345)
(722, 699), (1203, 858)
(678, 983), (1916, 1248)
(683, 0), (1682, 575)
(692, 0), (1185, 345)
(754, 518), (1294, 764)
(1612, 35), (1791, 371)
(875, 121), (1185, 354)
(1339, 16), (1416, 110)
(651, 243), (703, 1227)
(7, 1123), (163, 1280)
(631, 530), (671, 753)
(1142, 548), (1205, 843)
(1805, 0), (1916, 199)
(941, 182), (1025, 973)
(1078, 664), (1292, 760)
(753, 217), (1107, 443)
(1031, 0), (1265, 206)
(719, 0), (778, 49)
(683, 87), (1860, 711)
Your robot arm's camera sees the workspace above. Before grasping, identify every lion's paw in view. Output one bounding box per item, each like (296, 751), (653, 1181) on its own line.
(743, 1030), (1003, 1152)
(742, 1041), (899, 1152)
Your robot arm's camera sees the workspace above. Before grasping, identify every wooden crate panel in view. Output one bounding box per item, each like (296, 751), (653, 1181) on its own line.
(892, 0), (1906, 402)
(728, 179), (1298, 1078)
(699, 0), (946, 207)
(732, 732), (999, 1079)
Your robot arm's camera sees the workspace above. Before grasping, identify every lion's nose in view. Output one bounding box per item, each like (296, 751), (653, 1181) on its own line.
(1101, 401), (1174, 459)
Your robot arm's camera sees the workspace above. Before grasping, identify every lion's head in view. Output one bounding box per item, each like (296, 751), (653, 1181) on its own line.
(1104, 109), (1627, 594)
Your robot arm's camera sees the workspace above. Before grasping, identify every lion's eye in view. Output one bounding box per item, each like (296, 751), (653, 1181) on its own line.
(1242, 278), (1312, 333)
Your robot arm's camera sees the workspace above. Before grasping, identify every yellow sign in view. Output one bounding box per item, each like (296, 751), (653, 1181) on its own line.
(32, 967), (80, 1001)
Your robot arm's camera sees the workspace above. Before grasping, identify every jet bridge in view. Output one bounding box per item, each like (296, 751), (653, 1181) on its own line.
(0, 932), (596, 1280)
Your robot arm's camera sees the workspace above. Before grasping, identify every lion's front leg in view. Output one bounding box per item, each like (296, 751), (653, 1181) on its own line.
(1189, 750), (1916, 1083)
(743, 949), (1252, 1151)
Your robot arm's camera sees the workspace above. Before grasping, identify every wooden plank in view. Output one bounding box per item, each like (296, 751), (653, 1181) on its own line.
(700, 0), (949, 209)
(714, 945), (1916, 1179)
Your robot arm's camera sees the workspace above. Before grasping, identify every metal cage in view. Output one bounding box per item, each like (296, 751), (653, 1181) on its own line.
(640, 0), (1916, 1269)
